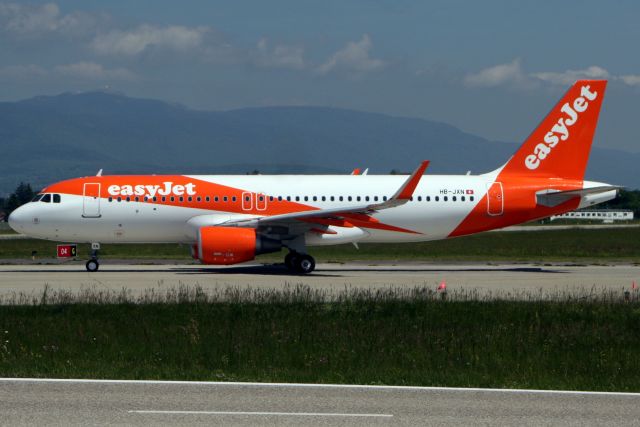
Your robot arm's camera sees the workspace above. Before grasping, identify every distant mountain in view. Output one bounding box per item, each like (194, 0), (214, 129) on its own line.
(0, 91), (637, 194)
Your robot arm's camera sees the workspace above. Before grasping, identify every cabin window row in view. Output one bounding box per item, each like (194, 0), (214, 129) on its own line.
(106, 195), (475, 203)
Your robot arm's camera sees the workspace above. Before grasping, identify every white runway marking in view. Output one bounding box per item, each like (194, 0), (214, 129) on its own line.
(2, 377), (639, 397)
(129, 410), (393, 418)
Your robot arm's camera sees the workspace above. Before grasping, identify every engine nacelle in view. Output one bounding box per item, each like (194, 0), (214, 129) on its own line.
(197, 227), (281, 265)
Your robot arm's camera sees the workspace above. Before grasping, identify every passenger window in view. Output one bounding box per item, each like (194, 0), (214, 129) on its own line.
(339, 196), (343, 201)
(295, 196), (300, 201)
(179, 197), (184, 202)
(470, 196), (475, 202)
(197, 196), (202, 202)
(117, 196), (122, 202)
(313, 196), (317, 202)
(162, 196), (166, 202)
(374, 196), (378, 202)
(206, 196), (210, 202)
(170, 196), (175, 202)
(348, 196), (352, 201)
(417, 196), (422, 202)
(330, 196), (335, 201)
(452, 196), (457, 202)
(435, 196), (439, 202)
(287, 196), (291, 201)
(126, 197), (131, 202)
(461, 196), (465, 201)
(444, 196), (448, 202)
(427, 196), (431, 202)
(321, 196), (326, 201)
(383, 196), (388, 201)
(223, 196), (228, 202)
(53, 194), (61, 203)
(365, 196), (369, 202)
(134, 196), (139, 202)
(188, 196), (193, 202)
(108, 197), (113, 202)
(278, 196), (283, 201)
(215, 196), (219, 202)
(232, 196), (237, 202)
(269, 196), (273, 202)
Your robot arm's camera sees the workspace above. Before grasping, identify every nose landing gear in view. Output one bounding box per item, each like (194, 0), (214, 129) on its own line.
(86, 242), (100, 272)
(284, 251), (316, 274)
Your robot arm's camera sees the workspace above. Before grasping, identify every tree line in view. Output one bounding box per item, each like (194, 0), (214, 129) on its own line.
(0, 182), (36, 220)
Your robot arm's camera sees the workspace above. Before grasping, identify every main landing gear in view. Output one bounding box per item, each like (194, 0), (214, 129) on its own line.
(284, 251), (316, 274)
(86, 242), (100, 272)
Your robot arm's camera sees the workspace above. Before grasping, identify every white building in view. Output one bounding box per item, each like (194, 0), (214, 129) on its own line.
(550, 210), (634, 223)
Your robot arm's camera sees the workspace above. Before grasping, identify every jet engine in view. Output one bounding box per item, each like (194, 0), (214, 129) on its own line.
(196, 226), (281, 265)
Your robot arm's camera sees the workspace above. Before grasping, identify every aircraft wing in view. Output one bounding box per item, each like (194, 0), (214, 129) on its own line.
(221, 161), (429, 230)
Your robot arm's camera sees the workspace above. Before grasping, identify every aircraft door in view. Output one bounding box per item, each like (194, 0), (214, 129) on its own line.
(486, 182), (504, 216)
(83, 183), (101, 218)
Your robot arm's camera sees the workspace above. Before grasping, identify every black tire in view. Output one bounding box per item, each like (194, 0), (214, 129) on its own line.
(295, 254), (315, 274)
(284, 252), (298, 270)
(86, 259), (99, 272)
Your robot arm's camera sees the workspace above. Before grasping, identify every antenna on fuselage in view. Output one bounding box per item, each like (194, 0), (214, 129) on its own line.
(96, 169), (103, 177)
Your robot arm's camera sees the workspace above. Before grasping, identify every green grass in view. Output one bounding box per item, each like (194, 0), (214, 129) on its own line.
(1, 286), (639, 391)
(1, 227), (639, 262)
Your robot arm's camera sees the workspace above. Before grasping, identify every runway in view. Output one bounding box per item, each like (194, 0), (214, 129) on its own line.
(0, 378), (637, 426)
(0, 262), (638, 300)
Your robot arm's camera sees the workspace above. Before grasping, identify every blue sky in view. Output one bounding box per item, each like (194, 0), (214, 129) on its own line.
(1, 0), (639, 151)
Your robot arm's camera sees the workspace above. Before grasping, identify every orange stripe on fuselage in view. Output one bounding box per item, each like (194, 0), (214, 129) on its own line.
(449, 177), (582, 237)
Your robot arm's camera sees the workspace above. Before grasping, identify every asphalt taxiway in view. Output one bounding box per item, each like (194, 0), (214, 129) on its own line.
(0, 262), (638, 300)
(1, 379), (638, 426)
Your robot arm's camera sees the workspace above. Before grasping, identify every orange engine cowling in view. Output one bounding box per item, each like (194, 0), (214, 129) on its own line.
(197, 226), (281, 265)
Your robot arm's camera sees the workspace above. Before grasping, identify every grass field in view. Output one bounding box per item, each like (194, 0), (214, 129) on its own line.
(1, 227), (639, 262)
(1, 286), (639, 391)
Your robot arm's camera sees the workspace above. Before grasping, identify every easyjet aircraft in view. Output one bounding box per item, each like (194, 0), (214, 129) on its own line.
(8, 80), (618, 273)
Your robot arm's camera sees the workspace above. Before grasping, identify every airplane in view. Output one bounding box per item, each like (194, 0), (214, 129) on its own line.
(8, 80), (618, 274)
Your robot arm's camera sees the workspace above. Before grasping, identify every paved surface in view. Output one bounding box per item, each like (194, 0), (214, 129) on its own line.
(0, 379), (638, 426)
(0, 262), (638, 301)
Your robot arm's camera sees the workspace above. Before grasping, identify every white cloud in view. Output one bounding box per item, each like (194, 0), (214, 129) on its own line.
(0, 64), (46, 78)
(54, 62), (135, 80)
(532, 66), (610, 85)
(463, 59), (530, 88)
(0, 2), (100, 37)
(619, 75), (640, 86)
(465, 60), (640, 89)
(91, 24), (208, 56)
(252, 38), (304, 70)
(317, 34), (385, 75)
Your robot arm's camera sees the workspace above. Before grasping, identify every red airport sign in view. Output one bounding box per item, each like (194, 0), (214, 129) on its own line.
(57, 244), (77, 258)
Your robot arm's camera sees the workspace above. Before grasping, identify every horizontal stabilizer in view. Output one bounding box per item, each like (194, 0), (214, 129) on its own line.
(536, 186), (621, 207)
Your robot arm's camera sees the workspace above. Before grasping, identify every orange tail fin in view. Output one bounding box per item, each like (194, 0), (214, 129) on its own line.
(499, 80), (607, 181)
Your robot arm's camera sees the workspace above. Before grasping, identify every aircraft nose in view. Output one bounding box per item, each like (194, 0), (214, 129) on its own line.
(8, 206), (26, 233)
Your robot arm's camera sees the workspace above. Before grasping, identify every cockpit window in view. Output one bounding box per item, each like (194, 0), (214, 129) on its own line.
(41, 194), (51, 203)
(31, 194), (44, 202)
(53, 194), (61, 203)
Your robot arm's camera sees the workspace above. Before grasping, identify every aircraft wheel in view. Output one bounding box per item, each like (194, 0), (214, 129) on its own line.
(284, 252), (298, 270)
(86, 259), (99, 272)
(295, 254), (315, 274)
